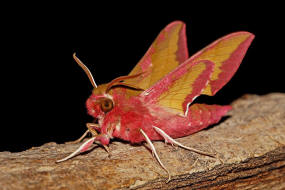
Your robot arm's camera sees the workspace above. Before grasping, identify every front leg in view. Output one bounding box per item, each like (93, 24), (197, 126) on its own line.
(86, 123), (110, 153)
(66, 123), (100, 144)
(57, 124), (110, 163)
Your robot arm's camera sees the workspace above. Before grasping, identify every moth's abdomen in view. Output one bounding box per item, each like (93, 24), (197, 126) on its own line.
(111, 101), (231, 143)
(157, 104), (232, 139)
(189, 104), (231, 127)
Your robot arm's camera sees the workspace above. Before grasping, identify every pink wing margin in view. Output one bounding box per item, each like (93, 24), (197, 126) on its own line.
(190, 32), (255, 96)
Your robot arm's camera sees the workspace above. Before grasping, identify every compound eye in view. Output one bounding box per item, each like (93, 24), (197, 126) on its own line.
(100, 98), (114, 113)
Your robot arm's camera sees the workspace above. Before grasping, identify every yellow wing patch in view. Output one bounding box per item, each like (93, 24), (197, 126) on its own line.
(158, 63), (206, 113)
(127, 21), (188, 91)
(148, 24), (182, 86)
(141, 60), (214, 115)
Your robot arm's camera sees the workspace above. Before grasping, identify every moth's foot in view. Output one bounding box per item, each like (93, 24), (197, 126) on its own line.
(103, 145), (112, 158)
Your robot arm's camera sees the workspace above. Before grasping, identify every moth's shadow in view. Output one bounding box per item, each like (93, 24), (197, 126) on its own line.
(205, 116), (231, 131)
(114, 139), (142, 147)
(112, 137), (152, 154)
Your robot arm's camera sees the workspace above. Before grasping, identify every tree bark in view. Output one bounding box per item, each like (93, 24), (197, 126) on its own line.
(1, 93), (285, 190)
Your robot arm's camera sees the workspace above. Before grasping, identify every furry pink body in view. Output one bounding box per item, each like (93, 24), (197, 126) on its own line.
(87, 92), (231, 144)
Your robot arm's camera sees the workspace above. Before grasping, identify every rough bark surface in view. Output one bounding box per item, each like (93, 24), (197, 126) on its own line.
(0, 93), (285, 190)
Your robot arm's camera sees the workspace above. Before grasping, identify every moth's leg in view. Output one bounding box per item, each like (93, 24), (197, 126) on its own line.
(86, 123), (100, 136)
(66, 130), (90, 144)
(65, 122), (110, 154)
(56, 137), (96, 163)
(56, 136), (110, 163)
(153, 126), (216, 158)
(86, 123), (110, 154)
(66, 123), (99, 144)
(140, 129), (171, 183)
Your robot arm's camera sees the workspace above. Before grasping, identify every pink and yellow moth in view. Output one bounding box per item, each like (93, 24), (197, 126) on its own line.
(57, 21), (254, 182)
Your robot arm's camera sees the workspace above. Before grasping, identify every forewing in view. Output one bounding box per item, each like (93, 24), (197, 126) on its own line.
(189, 32), (255, 96)
(142, 60), (214, 115)
(127, 21), (188, 91)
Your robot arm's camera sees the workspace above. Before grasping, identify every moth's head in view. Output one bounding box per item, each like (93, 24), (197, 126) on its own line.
(72, 53), (113, 119)
(73, 53), (143, 119)
(86, 84), (115, 119)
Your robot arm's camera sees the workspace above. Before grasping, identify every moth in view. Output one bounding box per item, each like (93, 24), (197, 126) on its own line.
(57, 21), (254, 181)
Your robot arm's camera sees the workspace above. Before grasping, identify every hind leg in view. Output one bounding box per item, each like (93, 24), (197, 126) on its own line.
(153, 126), (216, 158)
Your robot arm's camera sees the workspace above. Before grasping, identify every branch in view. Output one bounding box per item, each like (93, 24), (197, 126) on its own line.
(0, 93), (285, 189)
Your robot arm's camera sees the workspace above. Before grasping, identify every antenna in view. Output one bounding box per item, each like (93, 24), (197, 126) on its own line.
(73, 53), (97, 88)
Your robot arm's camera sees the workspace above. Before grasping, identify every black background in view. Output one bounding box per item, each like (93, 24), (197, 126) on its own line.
(1, 3), (284, 152)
